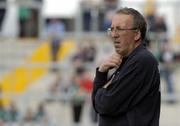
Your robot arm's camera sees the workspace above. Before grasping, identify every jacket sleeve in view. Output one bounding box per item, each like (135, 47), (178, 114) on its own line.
(92, 55), (158, 116)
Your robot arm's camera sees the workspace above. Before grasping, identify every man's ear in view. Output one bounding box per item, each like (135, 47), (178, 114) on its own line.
(134, 30), (141, 41)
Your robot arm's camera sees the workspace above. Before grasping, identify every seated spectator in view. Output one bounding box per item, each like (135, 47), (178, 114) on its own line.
(0, 101), (6, 121)
(34, 102), (46, 121)
(6, 101), (19, 122)
(159, 41), (176, 103)
(23, 107), (35, 122)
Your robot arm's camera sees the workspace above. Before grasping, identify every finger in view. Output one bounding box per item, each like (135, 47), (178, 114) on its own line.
(109, 58), (121, 66)
(107, 62), (120, 69)
(111, 54), (122, 62)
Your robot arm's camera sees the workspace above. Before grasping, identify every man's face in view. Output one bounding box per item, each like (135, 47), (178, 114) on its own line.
(110, 13), (138, 57)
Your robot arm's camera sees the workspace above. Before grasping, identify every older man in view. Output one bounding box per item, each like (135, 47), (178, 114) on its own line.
(92, 7), (160, 126)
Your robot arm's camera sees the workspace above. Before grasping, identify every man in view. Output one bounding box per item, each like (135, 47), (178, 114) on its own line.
(46, 19), (65, 62)
(46, 19), (65, 72)
(92, 7), (160, 126)
(0, 0), (6, 32)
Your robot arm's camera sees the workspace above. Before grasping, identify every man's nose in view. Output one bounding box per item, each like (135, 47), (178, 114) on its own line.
(111, 31), (119, 38)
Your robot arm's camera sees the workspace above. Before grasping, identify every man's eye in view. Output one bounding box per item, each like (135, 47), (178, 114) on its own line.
(116, 28), (122, 31)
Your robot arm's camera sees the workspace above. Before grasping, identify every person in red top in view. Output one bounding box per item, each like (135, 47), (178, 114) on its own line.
(79, 71), (93, 93)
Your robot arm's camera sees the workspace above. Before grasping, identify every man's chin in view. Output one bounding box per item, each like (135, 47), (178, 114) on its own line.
(115, 49), (121, 54)
(116, 51), (121, 55)
(115, 50), (124, 57)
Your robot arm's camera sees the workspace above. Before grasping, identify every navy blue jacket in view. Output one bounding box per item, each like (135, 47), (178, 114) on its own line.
(92, 44), (161, 126)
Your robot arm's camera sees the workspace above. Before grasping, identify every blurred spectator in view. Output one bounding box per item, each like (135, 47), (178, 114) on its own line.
(26, 10), (38, 37)
(98, 8), (105, 31)
(69, 74), (86, 124)
(19, 7), (28, 37)
(34, 102), (46, 121)
(146, 11), (157, 33)
(46, 73), (61, 102)
(155, 15), (168, 44)
(81, 40), (97, 63)
(79, 71), (93, 94)
(72, 39), (97, 63)
(159, 41), (176, 103)
(78, 69), (98, 124)
(154, 16), (167, 33)
(0, 101), (6, 121)
(6, 101), (19, 122)
(72, 47), (85, 63)
(23, 107), (35, 122)
(46, 19), (65, 64)
(71, 78), (85, 123)
(104, 0), (118, 10)
(99, 0), (117, 31)
(103, 10), (114, 31)
(146, 11), (168, 49)
(0, 0), (6, 32)
(81, 0), (92, 31)
(145, 9), (157, 48)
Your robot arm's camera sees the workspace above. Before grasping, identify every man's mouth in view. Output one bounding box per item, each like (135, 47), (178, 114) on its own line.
(114, 45), (121, 51)
(114, 42), (120, 47)
(114, 40), (120, 44)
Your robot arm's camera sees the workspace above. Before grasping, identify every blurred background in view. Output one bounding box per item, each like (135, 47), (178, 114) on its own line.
(0, 0), (180, 126)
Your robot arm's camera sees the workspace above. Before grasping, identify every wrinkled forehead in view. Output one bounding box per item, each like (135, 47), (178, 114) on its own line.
(111, 14), (134, 28)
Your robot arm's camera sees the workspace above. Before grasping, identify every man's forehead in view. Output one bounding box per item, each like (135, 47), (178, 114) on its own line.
(111, 14), (133, 27)
(112, 13), (133, 21)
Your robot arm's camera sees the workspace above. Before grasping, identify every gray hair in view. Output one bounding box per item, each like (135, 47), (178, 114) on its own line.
(116, 7), (147, 40)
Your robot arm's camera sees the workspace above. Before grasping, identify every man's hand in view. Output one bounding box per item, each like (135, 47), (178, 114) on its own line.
(103, 75), (115, 88)
(99, 53), (122, 72)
